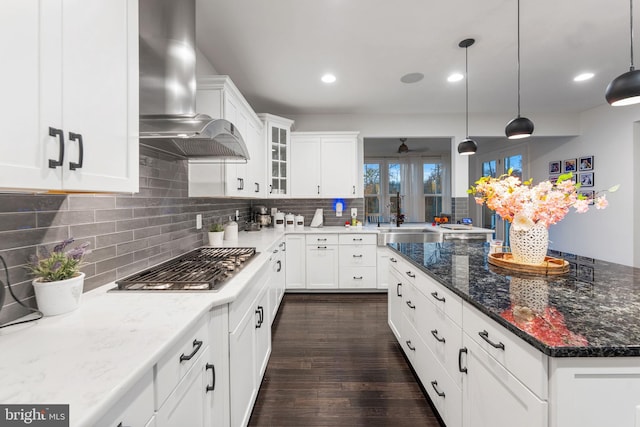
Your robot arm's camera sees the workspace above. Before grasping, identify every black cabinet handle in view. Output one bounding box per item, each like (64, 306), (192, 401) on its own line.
(352, 185), (356, 194)
(390, 257), (397, 263)
(352, 254), (363, 258)
(405, 340), (416, 351)
(255, 182), (259, 192)
(255, 308), (262, 328)
(431, 329), (446, 343)
(396, 283), (402, 297)
(273, 249), (279, 254)
(317, 185), (320, 194)
(206, 363), (216, 392)
(406, 271), (415, 278)
(68, 132), (84, 170)
(179, 339), (203, 362)
(269, 184), (273, 194)
(317, 246), (327, 249)
(430, 380), (445, 398)
(479, 330), (505, 350)
(280, 241), (286, 251)
(48, 127), (64, 169)
(276, 260), (282, 272)
(255, 306), (264, 328)
(353, 276), (363, 280)
(406, 300), (415, 309)
(431, 291), (446, 302)
(352, 238), (363, 242)
(458, 347), (468, 373)
(317, 238), (327, 241)
(237, 178), (243, 190)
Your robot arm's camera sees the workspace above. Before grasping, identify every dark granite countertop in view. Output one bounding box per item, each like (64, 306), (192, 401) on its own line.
(388, 242), (640, 357)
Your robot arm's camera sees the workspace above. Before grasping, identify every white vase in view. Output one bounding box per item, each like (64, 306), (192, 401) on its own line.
(32, 272), (85, 316)
(509, 222), (549, 265)
(208, 231), (224, 246)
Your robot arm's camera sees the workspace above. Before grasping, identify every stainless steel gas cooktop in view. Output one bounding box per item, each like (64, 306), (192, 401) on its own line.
(114, 247), (257, 291)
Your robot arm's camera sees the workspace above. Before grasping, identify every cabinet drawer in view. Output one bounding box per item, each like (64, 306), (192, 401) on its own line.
(338, 234), (377, 245)
(156, 316), (209, 408)
(306, 234), (339, 245)
(415, 272), (462, 326)
(389, 255), (417, 285)
(338, 245), (377, 267)
(229, 261), (270, 332)
(95, 370), (154, 427)
(339, 266), (377, 288)
(463, 304), (548, 399)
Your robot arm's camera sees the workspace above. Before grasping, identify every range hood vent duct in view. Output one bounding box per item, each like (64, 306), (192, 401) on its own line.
(138, 0), (249, 160)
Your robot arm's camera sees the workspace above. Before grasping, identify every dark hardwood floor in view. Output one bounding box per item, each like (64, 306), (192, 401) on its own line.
(248, 293), (442, 427)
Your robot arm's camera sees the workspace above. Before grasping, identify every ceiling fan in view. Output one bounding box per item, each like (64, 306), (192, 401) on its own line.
(397, 138), (429, 154)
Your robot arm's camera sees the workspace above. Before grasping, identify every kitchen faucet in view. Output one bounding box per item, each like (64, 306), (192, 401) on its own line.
(395, 192), (404, 227)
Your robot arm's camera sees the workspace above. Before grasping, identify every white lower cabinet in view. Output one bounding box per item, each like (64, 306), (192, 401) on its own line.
(306, 240), (339, 289)
(387, 267), (404, 341)
(229, 264), (271, 427)
(269, 239), (286, 324)
(95, 370), (154, 427)
(285, 234), (306, 289)
(462, 336), (547, 427)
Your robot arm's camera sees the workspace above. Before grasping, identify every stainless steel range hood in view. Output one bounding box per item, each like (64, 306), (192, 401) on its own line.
(138, 0), (249, 160)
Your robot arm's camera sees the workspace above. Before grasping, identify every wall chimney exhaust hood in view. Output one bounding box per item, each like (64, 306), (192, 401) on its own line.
(138, 0), (249, 161)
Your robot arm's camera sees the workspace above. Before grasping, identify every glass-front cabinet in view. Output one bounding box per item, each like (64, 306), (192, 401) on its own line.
(259, 114), (294, 198)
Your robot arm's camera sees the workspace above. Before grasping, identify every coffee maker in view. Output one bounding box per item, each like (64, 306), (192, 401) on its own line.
(253, 205), (271, 227)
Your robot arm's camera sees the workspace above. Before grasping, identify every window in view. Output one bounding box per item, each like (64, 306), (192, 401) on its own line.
(363, 157), (448, 224)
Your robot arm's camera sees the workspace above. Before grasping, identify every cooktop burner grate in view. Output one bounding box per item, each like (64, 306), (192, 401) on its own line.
(115, 247), (257, 291)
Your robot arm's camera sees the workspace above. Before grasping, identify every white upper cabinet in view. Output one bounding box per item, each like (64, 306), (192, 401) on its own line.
(290, 132), (360, 198)
(259, 114), (294, 198)
(0, 0), (139, 193)
(190, 76), (264, 198)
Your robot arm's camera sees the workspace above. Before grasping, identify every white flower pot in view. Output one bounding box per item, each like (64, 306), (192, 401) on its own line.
(208, 231), (225, 246)
(509, 222), (549, 265)
(32, 272), (85, 316)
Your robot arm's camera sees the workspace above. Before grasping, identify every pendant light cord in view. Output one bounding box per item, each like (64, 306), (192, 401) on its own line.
(465, 44), (469, 138)
(631, 0), (635, 71)
(516, 0), (522, 117)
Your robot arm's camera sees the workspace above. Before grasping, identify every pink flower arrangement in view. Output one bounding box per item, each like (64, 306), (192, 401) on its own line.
(468, 170), (618, 229)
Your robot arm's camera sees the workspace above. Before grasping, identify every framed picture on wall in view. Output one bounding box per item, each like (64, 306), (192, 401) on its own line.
(579, 172), (594, 187)
(549, 175), (559, 184)
(549, 161), (561, 174)
(580, 190), (595, 204)
(563, 158), (577, 172)
(579, 155), (594, 171)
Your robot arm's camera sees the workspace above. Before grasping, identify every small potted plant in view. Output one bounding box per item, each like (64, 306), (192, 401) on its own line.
(208, 223), (225, 246)
(28, 238), (91, 316)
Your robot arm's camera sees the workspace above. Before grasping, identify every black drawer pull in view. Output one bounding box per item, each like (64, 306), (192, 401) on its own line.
(68, 132), (84, 170)
(396, 283), (402, 297)
(430, 380), (446, 397)
(405, 340), (416, 351)
(458, 347), (468, 373)
(206, 363), (216, 392)
(479, 330), (505, 350)
(406, 300), (415, 309)
(353, 276), (363, 280)
(317, 246), (327, 249)
(276, 260), (282, 272)
(431, 291), (446, 302)
(352, 238), (363, 241)
(255, 182), (259, 192)
(352, 185), (356, 194)
(352, 254), (363, 258)
(317, 185), (320, 194)
(406, 271), (415, 278)
(390, 257), (397, 263)
(317, 238), (327, 241)
(255, 306), (264, 328)
(269, 184), (273, 194)
(431, 329), (446, 343)
(179, 339), (203, 362)
(48, 127), (64, 168)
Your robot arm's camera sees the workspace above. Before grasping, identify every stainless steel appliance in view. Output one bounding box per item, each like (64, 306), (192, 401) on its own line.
(253, 205), (271, 227)
(113, 247), (257, 291)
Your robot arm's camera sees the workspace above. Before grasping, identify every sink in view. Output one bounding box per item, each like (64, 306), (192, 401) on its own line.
(377, 229), (443, 246)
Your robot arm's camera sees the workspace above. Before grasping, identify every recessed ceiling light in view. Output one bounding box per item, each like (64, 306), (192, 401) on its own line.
(321, 73), (336, 83)
(574, 72), (594, 82)
(400, 72), (424, 84)
(447, 73), (464, 82)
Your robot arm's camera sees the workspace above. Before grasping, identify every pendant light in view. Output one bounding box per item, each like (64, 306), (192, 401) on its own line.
(458, 38), (477, 155)
(606, 0), (640, 106)
(505, 0), (534, 139)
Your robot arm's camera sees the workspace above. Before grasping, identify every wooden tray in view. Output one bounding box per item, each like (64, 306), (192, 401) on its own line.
(488, 252), (569, 275)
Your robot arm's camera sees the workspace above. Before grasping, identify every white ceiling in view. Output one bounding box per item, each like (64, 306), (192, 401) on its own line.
(195, 0), (632, 117)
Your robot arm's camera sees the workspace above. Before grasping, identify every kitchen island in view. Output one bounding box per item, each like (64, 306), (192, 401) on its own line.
(387, 240), (640, 427)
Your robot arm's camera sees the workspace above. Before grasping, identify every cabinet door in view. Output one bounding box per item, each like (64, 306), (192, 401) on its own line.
(156, 347), (210, 427)
(229, 306), (257, 427)
(461, 336), (548, 427)
(247, 119), (265, 197)
(285, 235), (306, 289)
(61, 0), (138, 192)
(388, 268), (404, 341)
(290, 135), (321, 197)
(320, 136), (357, 198)
(306, 245), (339, 289)
(223, 94), (247, 197)
(0, 0), (61, 190)
(255, 286), (271, 380)
(377, 249), (390, 289)
(268, 124), (290, 196)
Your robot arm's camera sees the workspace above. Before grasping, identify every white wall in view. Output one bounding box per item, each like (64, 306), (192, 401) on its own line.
(196, 47), (218, 76)
(533, 103), (639, 266)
